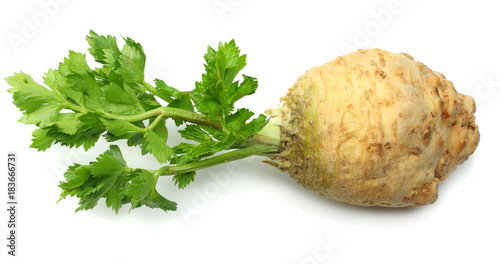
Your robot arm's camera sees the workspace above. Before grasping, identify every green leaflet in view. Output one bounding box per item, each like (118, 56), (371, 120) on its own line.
(116, 37), (146, 84)
(6, 72), (59, 114)
(126, 169), (177, 212)
(86, 30), (121, 67)
(143, 129), (173, 164)
(192, 39), (256, 120)
(100, 118), (145, 139)
(172, 171), (196, 190)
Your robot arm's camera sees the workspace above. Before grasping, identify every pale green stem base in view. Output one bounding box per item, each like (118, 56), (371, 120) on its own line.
(154, 143), (278, 177)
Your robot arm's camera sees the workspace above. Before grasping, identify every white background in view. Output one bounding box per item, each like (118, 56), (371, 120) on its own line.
(1, 0), (499, 263)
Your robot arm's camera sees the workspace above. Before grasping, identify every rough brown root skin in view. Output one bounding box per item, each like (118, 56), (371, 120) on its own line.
(270, 48), (480, 207)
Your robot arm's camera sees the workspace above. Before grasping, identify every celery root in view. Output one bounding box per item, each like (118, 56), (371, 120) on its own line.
(270, 49), (480, 207)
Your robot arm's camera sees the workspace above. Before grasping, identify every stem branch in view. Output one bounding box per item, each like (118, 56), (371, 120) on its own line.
(147, 114), (165, 130)
(142, 81), (161, 97)
(155, 143), (278, 177)
(103, 107), (222, 128)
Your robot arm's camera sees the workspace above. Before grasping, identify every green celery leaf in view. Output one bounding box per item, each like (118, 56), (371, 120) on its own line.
(189, 39), (268, 145)
(104, 144), (127, 165)
(211, 134), (238, 152)
(6, 72), (59, 113)
(60, 51), (102, 99)
(225, 108), (268, 140)
(143, 129), (172, 163)
(155, 79), (194, 126)
(59, 164), (90, 189)
(44, 68), (84, 106)
(51, 113), (106, 150)
(100, 100), (141, 116)
(190, 91), (222, 120)
(104, 172), (129, 213)
(138, 92), (162, 111)
(172, 142), (196, 155)
(79, 112), (106, 136)
(225, 108), (255, 131)
(116, 36), (146, 84)
(87, 30), (162, 113)
(86, 30), (121, 67)
(192, 39), (248, 120)
(178, 124), (213, 143)
(102, 82), (141, 107)
(154, 79), (180, 103)
(231, 74), (258, 102)
(127, 132), (145, 147)
(30, 128), (55, 151)
(75, 170), (127, 213)
(17, 103), (63, 127)
(88, 149), (126, 178)
(100, 118), (145, 139)
(173, 171), (196, 189)
(151, 116), (168, 139)
(188, 142), (215, 159)
(125, 169), (177, 212)
(198, 125), (225, 141)
(239, 113), (268, 137)
(58, 145), (131, 213)
(144, 190), (177, 212)
(55, 113), (83, 135)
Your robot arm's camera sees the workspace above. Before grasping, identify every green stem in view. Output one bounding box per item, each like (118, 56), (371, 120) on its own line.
(142, 81), (161, 96)
(103, 106), (222, 128)
(147, 114), (165, 130)
(63, 102), (87, 114)
(233, 117), (282, 149)
(155, 143), (278, 177)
